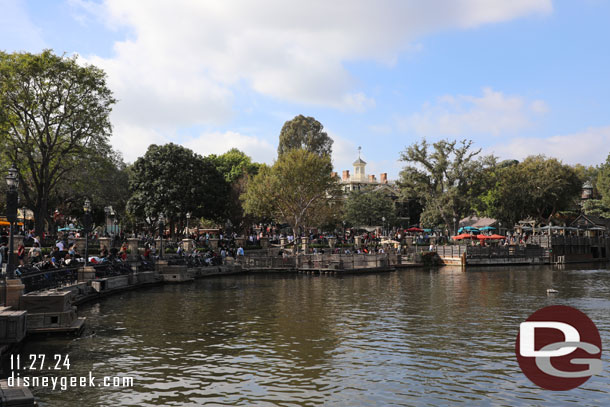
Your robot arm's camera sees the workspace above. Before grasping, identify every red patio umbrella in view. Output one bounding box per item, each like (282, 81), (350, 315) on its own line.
(477, 234), (505, 240)
(406, 227), (424, 232)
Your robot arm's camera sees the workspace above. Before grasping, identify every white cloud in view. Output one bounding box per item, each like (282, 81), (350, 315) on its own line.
(111, 123), (169, 162)
(76, 0), (550, 124)
(398, 87), (549, 137)
(183, 131), (276, 164)
(69, 0), (552, 161)
(488, 125), (610, 165)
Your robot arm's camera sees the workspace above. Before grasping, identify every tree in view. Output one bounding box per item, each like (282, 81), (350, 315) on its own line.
(0, 50), (116, 234)
(398, 139), (493, 233)
(344, 189), (396, 228)
(584, 153), (610, 217)
(242, 149), (340, 247)
(482, 155), (581, 225)
(208, 148), (260, 184)
(50, 149), (130, 230)
(127, 143), (229, 235)
(278, 115), (333, 157)
(208, 148), (262, 234)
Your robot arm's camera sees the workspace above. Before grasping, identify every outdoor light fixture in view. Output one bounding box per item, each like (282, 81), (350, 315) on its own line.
(83, 198), (92, 266)
(186, 212), (192, 237)
(5, 165), (19, 279)
(5, 166), (18, 190)
(158, 213), (165, 259)
(104, 206), (111, 236)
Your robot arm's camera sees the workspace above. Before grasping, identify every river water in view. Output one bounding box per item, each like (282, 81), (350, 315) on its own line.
(7, 264), (610, 406)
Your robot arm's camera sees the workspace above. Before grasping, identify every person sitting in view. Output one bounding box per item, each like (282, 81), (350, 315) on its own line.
(143, 246), (151, 260)
(64, 253), (74, 266)
(100, 245), (109, 258)
(51, 246), (63, 265)
(119, 243), (128, 261)
(28, 242), (42, 264)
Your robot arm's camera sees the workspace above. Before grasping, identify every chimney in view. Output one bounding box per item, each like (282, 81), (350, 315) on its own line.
(368, 174), (376, 182)
(342, 170), (350, 181)
(380, 173), (387, 184)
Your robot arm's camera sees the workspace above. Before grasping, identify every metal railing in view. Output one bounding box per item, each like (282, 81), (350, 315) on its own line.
(20, 266), (80, 294)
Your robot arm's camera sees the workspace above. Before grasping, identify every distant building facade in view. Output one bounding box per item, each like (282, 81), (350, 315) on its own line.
(332, 155), (390, 193)
(333, 151), (412, 227)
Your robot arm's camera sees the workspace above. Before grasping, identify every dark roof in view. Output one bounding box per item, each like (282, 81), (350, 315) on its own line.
(571, 214), (610, 229)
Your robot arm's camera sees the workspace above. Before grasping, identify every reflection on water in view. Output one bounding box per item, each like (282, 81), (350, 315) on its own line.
(7, 264), (610, 406)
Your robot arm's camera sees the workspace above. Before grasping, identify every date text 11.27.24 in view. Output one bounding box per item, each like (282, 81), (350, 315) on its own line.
(10, 354), (71, 371)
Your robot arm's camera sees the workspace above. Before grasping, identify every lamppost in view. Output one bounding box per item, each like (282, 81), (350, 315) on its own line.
(83, 199), (92, 266)
(103, 206), (111, 236)
(453, 216), (457, 237)
(342, 220), (346, 242)
(5, 165), (19, 279)
(382, 216), (386, 237)
(158, 213), (165, 260)
(186, 212), (191, 237)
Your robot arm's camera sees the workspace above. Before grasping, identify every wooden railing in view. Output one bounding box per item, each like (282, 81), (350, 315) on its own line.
(465, 246), (549, 258)
(435, 245), (468, 257)
(529, 235), (610, 247)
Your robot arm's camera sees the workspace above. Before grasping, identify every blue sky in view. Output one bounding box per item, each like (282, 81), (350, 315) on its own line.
(2, 0), (609, 179)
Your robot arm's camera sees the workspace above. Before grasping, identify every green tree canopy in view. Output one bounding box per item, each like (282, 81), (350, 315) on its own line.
(481, 155), (582, 225)
(344, 189), (397, 228)
(398, 139), (494, 232)
(127, 143), (229, 234)
(278, 115), (333, 157)
(208, 148), (261, 184)
(0, 50), (116, 234)
(242, 149), (340, 246)
(208, 148), (262, 234)
(53, 149), (130, 230)
(584, 153), (610, 217)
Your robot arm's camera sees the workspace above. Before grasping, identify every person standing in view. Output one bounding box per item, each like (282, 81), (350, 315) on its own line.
(17, 243), (25, 266)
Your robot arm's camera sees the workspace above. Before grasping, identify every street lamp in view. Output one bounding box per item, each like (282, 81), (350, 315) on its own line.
(186, 212), (191, 237)
(5, 165), (19, 279)
(103, 206), (111, 236)
(158, 213), (165, 260)
(83, 198), (92, 266)
(382, 216), (386, 237)
(453, 216), (457, 237)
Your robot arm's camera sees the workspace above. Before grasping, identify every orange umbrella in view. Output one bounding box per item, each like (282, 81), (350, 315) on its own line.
(452, 233), (476, 240)
(477, 234), (505, 240)
(0, 221), (24, 226)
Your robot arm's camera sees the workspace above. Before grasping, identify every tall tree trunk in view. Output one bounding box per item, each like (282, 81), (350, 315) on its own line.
(292, 226), (299, 254)
(34, 197), (47, 238)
